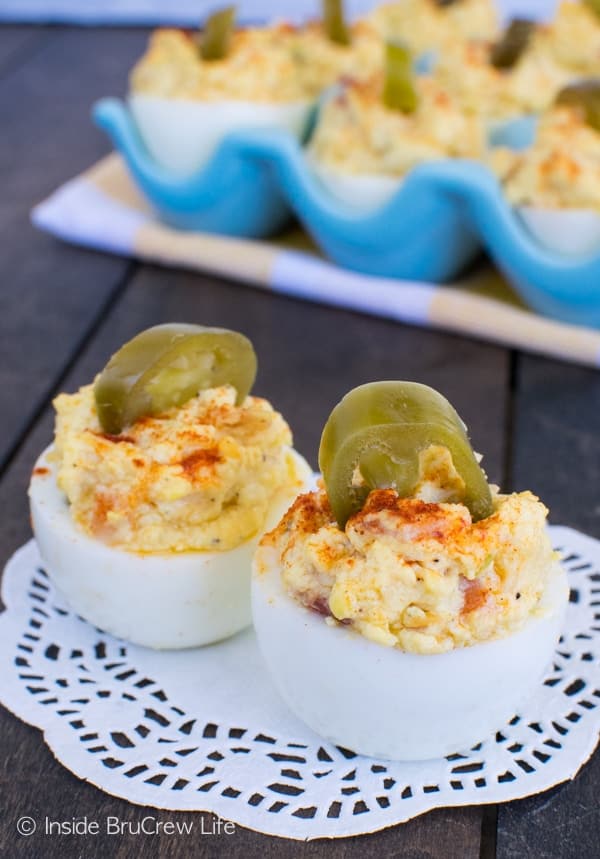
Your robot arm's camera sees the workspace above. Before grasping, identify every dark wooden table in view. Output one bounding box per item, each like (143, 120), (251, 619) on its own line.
(0, 25), (599, 859)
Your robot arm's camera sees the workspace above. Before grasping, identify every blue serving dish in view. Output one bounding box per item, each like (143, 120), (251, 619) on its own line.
(94, 97), (482, 282)
(94, 98), (600, 327)
(226, 128), (482, 282)
(237, 124), (600, 325)
(487, 114), (538, 151)
(417, 159), (600, 327)
(93, 98), (295, 238)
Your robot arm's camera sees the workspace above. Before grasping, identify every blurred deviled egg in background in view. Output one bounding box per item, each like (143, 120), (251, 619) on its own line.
(537, 0), (600, 78)
(292, 0), (384, 98)
(128, 7), (315, 174)
(370, 0), (498, 58)
(307, 42), (485, 210)
(491, 83), (600, 256)
(432, 19), (571, 120)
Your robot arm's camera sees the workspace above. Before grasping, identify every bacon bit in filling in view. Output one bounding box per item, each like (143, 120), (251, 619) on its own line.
(306, 596), (332, 618)
(460, 577), (489, 614)
(268, 484), (554, 654)
(350, 490), (470, 543)
(94, 432), (136, 445)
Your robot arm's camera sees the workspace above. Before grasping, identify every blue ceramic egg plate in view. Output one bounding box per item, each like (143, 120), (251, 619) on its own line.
(94, 98), (600, 328)
(94, 98), (292, 237)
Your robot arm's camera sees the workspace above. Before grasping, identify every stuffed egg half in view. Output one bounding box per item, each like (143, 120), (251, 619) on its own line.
(129, 27), (313, 175)
(306, 73), (485, 212)
(28, 328), (311, 649)
(491, 103), (600, 256)
(252, 495), (566, 761)
(252, 383), (568, 760)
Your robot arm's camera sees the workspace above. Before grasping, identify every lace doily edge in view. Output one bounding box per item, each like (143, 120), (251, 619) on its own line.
(1, 529), (599, 840)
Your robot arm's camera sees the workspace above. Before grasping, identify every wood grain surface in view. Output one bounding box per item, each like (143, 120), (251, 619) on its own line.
(0, 25), (46, 74)
(0, 24), (598, 859)
(495, 355), (600, 859)
(0, 27), (143, 470)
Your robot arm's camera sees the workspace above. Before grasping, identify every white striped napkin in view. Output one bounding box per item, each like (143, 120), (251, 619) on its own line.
(32, 154), (600, 369)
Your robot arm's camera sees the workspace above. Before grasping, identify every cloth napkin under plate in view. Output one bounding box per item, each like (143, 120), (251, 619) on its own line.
(32, 154), (600, 370)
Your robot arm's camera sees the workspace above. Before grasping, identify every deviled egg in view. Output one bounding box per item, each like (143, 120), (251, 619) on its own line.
(29, 324), (311, 649)
(432, 23), (571, 120)
(538, 0), (600, 77)
(370, 0), (498, 56)
(292, 14), (383, 99)
(307, 49), (485, 210)
(252, 382), (567, 760)
(129, 13), (314, 174)
(492, 91), (600, 255)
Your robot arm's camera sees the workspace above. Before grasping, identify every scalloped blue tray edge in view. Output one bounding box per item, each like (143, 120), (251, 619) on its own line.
(93, 98), (600, 328)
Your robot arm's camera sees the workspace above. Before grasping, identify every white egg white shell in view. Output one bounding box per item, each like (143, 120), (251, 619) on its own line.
(308, 156), (402, 211)
(252, 544), (568, 760)
(129, 94), (313, 175)
(29, 446), (312, 650)
(517, 206), (600, 256)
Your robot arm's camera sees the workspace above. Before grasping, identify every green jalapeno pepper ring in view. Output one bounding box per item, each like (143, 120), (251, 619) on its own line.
(556, 79), (600, 132)
(319, 381), (493, 529)
(383, 41), (418, 114)
(199, 6), (236, 61)
(323, 0), (351, 46)
(583, 0), (600, 21)
(94, 323), (257, 435)
(490, 18), (534, 69)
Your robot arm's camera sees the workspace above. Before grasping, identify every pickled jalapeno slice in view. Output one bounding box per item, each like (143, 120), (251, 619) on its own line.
(383, 41), (418, 114)
(490, 18), (534, 69)
(556, 79), (600, 132)
(318, 381), (493, 529)
(94, 324), (257, 434)
(583, 0), (600, 21)
(198, 6), (236, 61)
(323, 0), (351, 46)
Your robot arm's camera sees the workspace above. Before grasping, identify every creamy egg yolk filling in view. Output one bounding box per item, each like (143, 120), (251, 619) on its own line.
(432, 38), (570, 118)
(540, 1), (600, 75)
(52, 383), (302, 553)
(290, 20), (383, 98)
(308, 75), (485, 177)
(263, 445), (555, 654)
(130, 26), (316, 103)
(370, 0), (498, 55)
(493, 107), (600, 210)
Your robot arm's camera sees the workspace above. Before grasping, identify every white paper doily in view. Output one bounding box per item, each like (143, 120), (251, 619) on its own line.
(1, 525), (599, 840)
